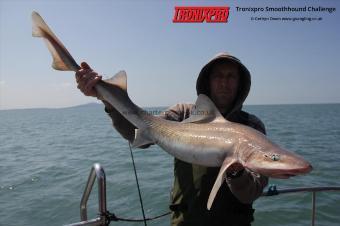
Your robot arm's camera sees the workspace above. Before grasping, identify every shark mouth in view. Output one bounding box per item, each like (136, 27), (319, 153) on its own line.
(279, 165), (312, 178)
(271, 173), (297, 179)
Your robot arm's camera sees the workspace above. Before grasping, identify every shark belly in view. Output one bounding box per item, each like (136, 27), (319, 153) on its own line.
(149, 125), (235, 167)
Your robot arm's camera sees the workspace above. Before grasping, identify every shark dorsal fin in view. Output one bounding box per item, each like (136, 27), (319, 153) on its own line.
(182, 94), (228, 124)
(103, 71), (127, 91)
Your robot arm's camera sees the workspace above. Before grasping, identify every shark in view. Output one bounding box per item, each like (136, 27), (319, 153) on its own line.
(31, 11), (312, 210)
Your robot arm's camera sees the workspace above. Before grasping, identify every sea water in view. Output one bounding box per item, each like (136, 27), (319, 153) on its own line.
(1, 103), (339, 226)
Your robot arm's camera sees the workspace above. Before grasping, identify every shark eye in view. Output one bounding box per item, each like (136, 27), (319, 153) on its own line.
(264, 154), (280, 161)
(271, 154), (280, 161)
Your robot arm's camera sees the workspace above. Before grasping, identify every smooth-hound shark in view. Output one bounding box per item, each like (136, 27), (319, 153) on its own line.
(32, 11), (312, 209)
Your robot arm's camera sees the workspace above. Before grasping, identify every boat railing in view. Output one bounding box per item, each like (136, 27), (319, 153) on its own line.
(64, 163), (340, 226)
(261, 185), (340, 226)
(64, 163), (108, 226)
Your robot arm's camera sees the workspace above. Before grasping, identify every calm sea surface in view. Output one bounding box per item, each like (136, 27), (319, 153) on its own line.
(1, 104), (340, 226)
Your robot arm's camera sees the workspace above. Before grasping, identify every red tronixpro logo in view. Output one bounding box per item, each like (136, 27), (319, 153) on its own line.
(173, 6), (230, 23)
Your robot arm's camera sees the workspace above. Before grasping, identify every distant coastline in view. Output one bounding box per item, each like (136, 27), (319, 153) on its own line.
(1, 102), (339, 111)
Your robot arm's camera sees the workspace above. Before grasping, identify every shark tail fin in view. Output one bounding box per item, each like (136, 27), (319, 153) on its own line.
(32, 11), (80, 71)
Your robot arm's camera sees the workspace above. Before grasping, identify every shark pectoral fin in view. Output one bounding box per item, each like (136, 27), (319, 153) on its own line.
(207, 157), (237, 210)
(131, 128), (154, 148)
(181, 94), (229, 124)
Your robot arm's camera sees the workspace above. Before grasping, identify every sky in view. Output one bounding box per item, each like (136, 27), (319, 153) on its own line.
(0, 0), (339, 110)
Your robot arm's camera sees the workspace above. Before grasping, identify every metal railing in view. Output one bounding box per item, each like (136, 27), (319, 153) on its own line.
(261, 185), (340, 226)
(65, 163), (108, 226)
(64, 163), (340, 226)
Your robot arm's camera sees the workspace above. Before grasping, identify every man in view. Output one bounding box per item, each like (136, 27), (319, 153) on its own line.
(76, 53), (268, 226)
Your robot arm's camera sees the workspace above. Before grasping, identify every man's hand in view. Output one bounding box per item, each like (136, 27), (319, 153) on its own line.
(75, 62), (102, 98)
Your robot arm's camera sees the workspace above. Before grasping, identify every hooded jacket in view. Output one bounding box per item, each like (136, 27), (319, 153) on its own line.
(104, 53), (268, 226)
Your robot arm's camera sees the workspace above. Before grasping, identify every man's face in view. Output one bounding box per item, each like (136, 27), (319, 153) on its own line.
(209, 62), (240, 113)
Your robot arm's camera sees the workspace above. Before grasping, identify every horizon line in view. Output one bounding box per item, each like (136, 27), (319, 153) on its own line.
(1, 101), (339, 111)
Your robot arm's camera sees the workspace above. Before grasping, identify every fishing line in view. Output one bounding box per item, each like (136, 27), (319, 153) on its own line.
(106, 142), (171, 224)
(128, 141), (147, 226)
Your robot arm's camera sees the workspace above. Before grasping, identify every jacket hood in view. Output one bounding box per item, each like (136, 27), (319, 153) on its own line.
(196, 53), (251, 118)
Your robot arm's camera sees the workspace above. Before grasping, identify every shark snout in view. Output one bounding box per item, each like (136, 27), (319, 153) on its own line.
(269, 161), (313, 179)
(296, 161), (313, 175)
